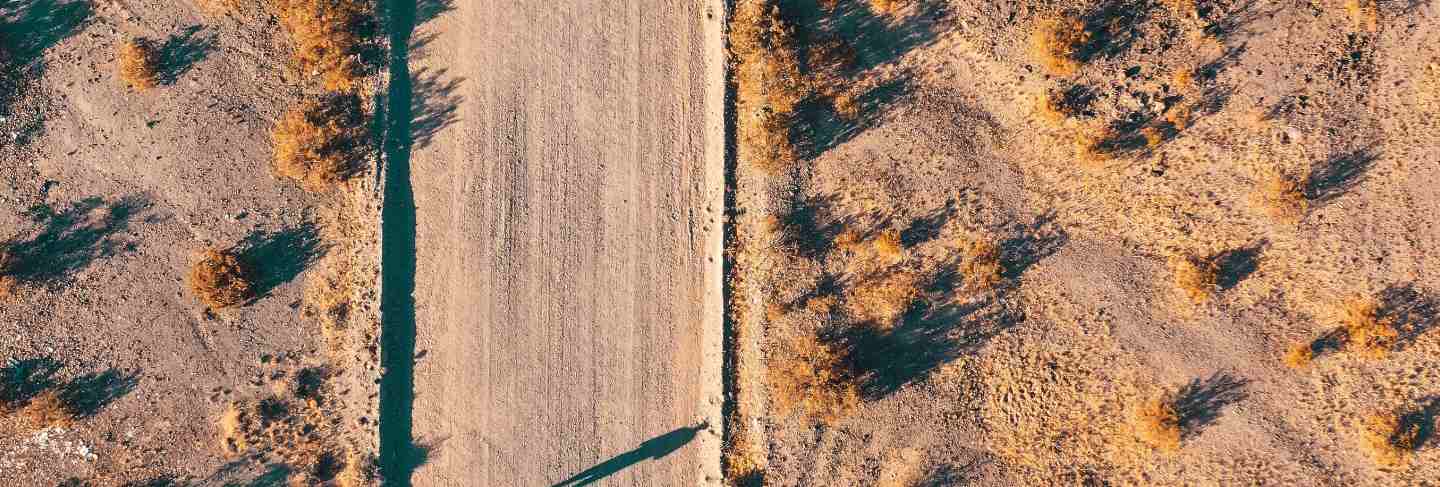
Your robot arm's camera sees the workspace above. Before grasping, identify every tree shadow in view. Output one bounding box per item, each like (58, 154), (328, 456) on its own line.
(156, 25), (217, 85)
(832, 295), (1020, 399)
(58, 368), (139, 418)
(792, 70), (913, 160)
(552, 424), (707, 487)
(799, 0), (946, 72)
(1304, 147), (1380, 204)
(1376, 283), (1440, 351)
(1211, 240), (1265, 291)
(234, 224), (328, 302)
(1173, 372), (1250, 439)
(913, 458), (987, 487)
(408, 67), (462, 150)
(1199, 0), (1279, 43)
(0, 0), (93, 67)
(899, 201), (956, 248)
(0, 195), (149, 290)
(998, 214), (1068, 280)
(775, 192), (847, 259)
(0, 357), (61, 407)
(1399, 396), (1440, 452)
(1069, 0), (1159, 64)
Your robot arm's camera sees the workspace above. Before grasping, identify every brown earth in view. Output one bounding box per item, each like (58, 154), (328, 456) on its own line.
(728, 0), (1440, 485)
(0, 0), (380, 484)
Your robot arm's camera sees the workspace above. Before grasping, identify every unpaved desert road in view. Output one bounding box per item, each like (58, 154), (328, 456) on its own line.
(393, 1), (726, 485)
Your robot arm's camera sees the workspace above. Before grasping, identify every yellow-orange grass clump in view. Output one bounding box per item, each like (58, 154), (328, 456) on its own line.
(732, 0), (806, 172)
(1283, 342), (1316, 369)
(1254, 168), (1309, 223)
(16, 390), (74, 429)
(1338, 297), (1398, 359)
(1360, 411), (1421, 467)
(1031, 16), (1090, 76)
(190, 248), (255, 309)
(960, 237), (1003, 291)
(843, 270), (919, 328)
(767, 331), (859, 424)
(1134, 390), (1183, 452)
(117, 38), (160, 91)
(271, 0), (370, 92)
(1170, 253), (1218, 304)
(273, 97), (364, 191)
(868, 0), (905, 15)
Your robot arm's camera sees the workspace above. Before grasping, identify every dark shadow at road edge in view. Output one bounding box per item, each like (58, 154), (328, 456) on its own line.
(378, 0), (426, 485)
(552, 424), (707, 487)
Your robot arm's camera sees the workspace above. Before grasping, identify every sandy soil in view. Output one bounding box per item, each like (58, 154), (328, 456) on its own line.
(730, 0), (1440, 485)
(0, 0), (380, 484)
(403, 0), (727, 485)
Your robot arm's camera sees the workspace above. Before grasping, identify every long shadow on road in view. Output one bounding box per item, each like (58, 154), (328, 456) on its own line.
(379, 0), (420, 484)
(552, 424), (706, 487)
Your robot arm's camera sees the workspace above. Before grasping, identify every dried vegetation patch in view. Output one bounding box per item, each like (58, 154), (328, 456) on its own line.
(270, 0), (373, 92)
(117, 38), (160, 91)
(189, 248), (255, 309)
(272, 95), (367, 191)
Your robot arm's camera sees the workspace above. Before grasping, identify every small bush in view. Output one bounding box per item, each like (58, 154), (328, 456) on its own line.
(117, 38), (160, 91)
(1031, 16), (1090, 76)
(732, 1), (806, 172)
(272, 95), (366, 191)
(1361, 411), (1421, 467)
(1134, 391), (1182, 452)
(19, 390), (73, 428)
(960, 237), (1003, 291)
(843, 270), (919, 328)
(189, 248), (255, 309)
(1254, 168), (1309, 223)
(1283, 342), (1315, 369)
(270, 0), (372, 92)
(868, 0), (905, 15)
(767, 331), (859, 424)
(1338, 297), (1397, 359)
(218, 402), (248, 455)
(1170, 253), (1218, 304)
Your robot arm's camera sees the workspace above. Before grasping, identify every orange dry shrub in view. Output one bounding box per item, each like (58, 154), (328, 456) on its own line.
(117, 38), (160, 91)
(190, 248), (255, 308)
(18, 390), (73, 428)
(1360, 411), (1421, 467)
(1338, 297), (1398, 359)
(1170, 253), (1218, 304)
(1283, 342), (1315, 369)
(843, 270), (920, 328)
(270, 0), (371, 92)
(1134, 390), (1182, 452)
(959, 237), (1003, 291)
(732, 0), (806, 172)
(868, 0), (905, 15)
(1254, 168), (1309, 223)
(273, 96), (366, 191)
(1031, 16), (1090, 76)
(767, 331), (859, 424)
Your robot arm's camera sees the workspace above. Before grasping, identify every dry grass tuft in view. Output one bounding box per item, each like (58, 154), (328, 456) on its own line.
(270, 0), (372, 92)
(189, 248), (255, 309)
(844, 270), (920, 328)
(1031, 16), (1090, 76)
(1134, 390), (1183, 452)
(272, 95), (366, 191)
(1360, 411), (1421, 467)
(18, 390), (74, 428)
(218, 402), (248, 456)
(1283, 342), (1315, 369)
(868, 0), (905, 15)
(1170, 253), (1218, 304)
(1254, 168), (1309, 223)
(959, 237), (1003, 291)
(732, 1), (806, 172)
(767, 331), (859, 424)
(1338, 297), (1398, 359)
(117, 38), (160, 91)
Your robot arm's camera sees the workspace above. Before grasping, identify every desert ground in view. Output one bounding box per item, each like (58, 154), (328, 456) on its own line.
(2, 0), (1438, 486)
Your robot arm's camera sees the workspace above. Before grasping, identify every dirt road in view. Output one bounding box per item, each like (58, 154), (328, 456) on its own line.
(393, 1), (726, 485)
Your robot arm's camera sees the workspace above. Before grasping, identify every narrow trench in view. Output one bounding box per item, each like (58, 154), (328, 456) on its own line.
(378, 0), (420, 484)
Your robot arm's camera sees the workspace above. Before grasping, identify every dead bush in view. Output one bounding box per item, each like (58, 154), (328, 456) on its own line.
(767, 331), (859, 424)
(1170, 253), (1218, 304)
(1360, 411), (1421, 467)
(868, 0), (905, 15)
(19, 390), (73, 428)
(1031, 16), (1090, 76)
(1283, 342), (1315, 369)
(1134, 390), (1182, 452)
(1254, 168), (1309, 223)
(960, 237), (1003, 291)
(189, 248), (255, 309)
(732, 1), (806, 172)
(117, 38), (160, 91)
(270, 0), (371, 92)
(272, 95), (366, 191)
(1338, 297), (1398, 359)
(843, 270), (920, 328)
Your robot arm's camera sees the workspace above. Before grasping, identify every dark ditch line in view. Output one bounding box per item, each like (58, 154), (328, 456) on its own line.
(378, 0), (420, 484)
